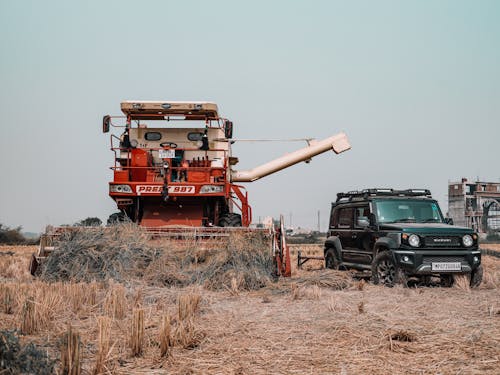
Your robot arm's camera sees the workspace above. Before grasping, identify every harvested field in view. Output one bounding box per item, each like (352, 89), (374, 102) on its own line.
(1, 240), (499, 374)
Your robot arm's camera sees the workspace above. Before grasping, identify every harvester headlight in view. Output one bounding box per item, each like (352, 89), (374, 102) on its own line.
(110, 184), (132, 193)
(462, 234), (473, 247)
(408, 234), (420, 247)
(200, 185), (223, 194)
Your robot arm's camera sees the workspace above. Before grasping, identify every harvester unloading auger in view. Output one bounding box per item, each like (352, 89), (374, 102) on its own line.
(31, 101), (350, 277)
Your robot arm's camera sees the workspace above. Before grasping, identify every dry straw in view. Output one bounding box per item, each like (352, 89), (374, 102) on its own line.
(130, 308), (145, 356)
(0, 284), (14, 314)
(159, 314), (172, 357)
(358, 301), (365, 314)
(173, 292), (204, 349)
(60, 325), (81, 375)
(293, 269), (353, 290)
(453, 274), (471, 291)
(40, 224), (158, 282)
(20, 297), (37, 335)
(178, 292), (201, 321)
(94, 316), (112, 375)
(104, 282), (126, 319)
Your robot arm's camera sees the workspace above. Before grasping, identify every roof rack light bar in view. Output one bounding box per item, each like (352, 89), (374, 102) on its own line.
(336, 188), (432, 201)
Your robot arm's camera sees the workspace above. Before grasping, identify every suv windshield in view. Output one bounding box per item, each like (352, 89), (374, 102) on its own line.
(374, 199), (443, 224)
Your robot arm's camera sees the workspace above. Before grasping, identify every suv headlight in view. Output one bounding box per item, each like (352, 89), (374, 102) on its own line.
(408, 234), (420, 247)
(200, 185), (223, 194)
(110, 184), (132, 193)
(462, 234), (473, 247)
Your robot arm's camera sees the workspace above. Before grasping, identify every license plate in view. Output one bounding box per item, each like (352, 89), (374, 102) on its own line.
(431, 262), (461, 271)
(159, 149), (175, 159)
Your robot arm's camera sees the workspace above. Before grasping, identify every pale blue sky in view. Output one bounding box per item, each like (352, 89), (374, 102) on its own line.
(0, 0), (499, 232)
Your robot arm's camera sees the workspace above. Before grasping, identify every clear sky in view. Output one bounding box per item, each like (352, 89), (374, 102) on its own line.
(0, 0), (499, 232)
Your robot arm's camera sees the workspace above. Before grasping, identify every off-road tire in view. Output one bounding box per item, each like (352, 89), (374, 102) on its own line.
(325, 248), (340, 270)
(219, 213), (242, 227)
(371, 250), (407, 287)
(470, 265), (483, 288)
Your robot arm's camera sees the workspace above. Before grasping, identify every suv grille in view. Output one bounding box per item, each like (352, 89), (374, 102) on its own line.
(423, 236), (461, 247)
(422, 256), (465, 263)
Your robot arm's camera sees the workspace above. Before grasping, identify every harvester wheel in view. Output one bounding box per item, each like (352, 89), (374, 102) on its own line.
(107, 212), (127, 225)
(219, 213), (242, 227)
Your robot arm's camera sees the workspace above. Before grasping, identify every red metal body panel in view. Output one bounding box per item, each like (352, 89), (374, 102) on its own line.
(141, 201), (204, 226)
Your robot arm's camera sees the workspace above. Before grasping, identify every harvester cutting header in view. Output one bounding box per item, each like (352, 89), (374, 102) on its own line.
(102, 100), (351, 228)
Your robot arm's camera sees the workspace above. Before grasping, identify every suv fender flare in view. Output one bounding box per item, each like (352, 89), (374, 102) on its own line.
(373, 237), (397, 255)
(324, 236), (342, 259)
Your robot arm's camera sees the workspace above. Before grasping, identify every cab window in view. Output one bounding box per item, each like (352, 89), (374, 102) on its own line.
(337, 208), (353, 228)
(145, 132), (162, 141)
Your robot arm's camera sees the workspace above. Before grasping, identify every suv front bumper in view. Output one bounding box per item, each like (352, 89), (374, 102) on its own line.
(392, 249), (481, 274)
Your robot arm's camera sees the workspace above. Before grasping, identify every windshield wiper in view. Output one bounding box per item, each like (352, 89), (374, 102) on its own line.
(394, 218), (416, 223)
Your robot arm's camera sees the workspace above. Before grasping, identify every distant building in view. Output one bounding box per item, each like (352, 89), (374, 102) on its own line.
(448, 178), (500, 233)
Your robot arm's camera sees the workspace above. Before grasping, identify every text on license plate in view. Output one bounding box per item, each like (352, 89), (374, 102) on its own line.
(431, 262), (461, 271)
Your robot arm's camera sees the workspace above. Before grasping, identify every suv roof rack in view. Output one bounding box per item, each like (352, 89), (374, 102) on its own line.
(336, 188), (432, 202)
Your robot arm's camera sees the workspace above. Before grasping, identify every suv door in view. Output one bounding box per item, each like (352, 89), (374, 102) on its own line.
(352, 205), (374, 265)
(331, 206), (357, 263)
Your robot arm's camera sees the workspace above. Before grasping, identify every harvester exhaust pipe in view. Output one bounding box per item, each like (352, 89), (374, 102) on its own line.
(231, 132), (351, 182)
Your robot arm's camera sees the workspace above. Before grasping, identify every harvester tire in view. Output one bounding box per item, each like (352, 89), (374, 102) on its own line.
(107, 212), (126, 225)
(219, 213), (242, 227)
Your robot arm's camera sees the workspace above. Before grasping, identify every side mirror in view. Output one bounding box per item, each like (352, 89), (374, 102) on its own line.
(102, 115), (111, 133)
(357, 217), (370, 228)
(445, 217), (454, 225)
(224, 120), (233, 139)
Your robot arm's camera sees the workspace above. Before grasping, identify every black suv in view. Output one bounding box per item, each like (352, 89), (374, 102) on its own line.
(324, 189), (482, 287)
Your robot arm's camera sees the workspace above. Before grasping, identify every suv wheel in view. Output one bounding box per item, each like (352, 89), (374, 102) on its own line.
(325, 248), (340, 270)
(371, 250), (406, 287)
(470, 265), (483, 288)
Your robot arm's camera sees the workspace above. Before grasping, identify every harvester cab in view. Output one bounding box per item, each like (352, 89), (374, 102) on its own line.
(104, 101), (243, 228)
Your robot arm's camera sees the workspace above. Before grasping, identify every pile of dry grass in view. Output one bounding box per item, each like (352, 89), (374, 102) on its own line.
(146, 231), (275, 290)
(293, 269), (353, 290)
(40, 224), (159, 282)
(38, 225), (275, 290)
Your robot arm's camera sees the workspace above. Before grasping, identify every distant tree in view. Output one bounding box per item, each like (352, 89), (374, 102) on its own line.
(0, 223), (29, 244)
(74, 217), (102, 227)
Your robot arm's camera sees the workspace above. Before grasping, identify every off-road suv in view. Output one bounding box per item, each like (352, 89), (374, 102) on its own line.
(324, 189), (483, 287)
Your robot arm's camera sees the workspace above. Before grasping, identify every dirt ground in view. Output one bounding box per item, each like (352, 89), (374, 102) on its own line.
(1, 244), (499, 375)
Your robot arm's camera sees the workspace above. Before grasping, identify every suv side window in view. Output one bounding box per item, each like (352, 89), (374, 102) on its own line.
(337, 207), (353, 228)
(354, 206), (370, 228)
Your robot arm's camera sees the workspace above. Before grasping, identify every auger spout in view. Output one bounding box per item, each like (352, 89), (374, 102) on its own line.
(231, 132), (351, 182)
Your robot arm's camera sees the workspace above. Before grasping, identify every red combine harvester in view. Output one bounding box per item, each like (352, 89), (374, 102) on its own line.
(31, 101), (350, 277)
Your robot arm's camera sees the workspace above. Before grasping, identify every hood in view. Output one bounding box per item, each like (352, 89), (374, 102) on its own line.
(379, 222), (474, 235)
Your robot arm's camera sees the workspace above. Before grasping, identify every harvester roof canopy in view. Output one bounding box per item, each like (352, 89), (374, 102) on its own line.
(121, 100), (219, 120)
